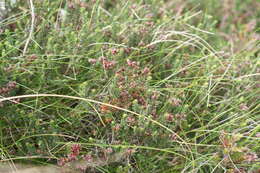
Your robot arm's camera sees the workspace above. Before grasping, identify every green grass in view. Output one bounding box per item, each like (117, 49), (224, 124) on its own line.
(0, 0), (259, 172)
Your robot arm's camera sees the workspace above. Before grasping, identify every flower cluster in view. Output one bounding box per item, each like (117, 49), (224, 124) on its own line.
(0, 81), (17, 95)
(126, 59), (139, 68)
(57, 143), (81, 166)
(88, 56), (117, 70)
(96, 57), (151, 115)
(170, 97), (182, 107)
(165, 113), (186, 122)
(100, 56), (116, 70)
(0, 81), (19, 107)
(244, 152), (258, 163)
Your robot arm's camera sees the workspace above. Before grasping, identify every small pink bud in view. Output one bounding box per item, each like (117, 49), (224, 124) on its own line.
(142, 67), (150, 74)
(239, 103), (249, 111)
(127, 59), (138, 68)
(111, 48), (118, 55)
(165, 113), (174, 122)
(57, 158), (66, 166)
(88, 58), (97, 64)
(126, 149), (136, 155)
(83, 154), (93, 162)
(67, 153), (77, 161)
(255, 132), (260, 138)
(171, 98), (182, 107)
(244, 152), (258, 162)
(169, 134), (178, 141)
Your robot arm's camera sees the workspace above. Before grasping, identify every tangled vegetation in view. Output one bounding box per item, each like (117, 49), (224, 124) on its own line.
(0, 0), (259, 172)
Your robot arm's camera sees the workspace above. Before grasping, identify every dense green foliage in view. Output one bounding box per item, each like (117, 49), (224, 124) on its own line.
(0, 0), (259, 172)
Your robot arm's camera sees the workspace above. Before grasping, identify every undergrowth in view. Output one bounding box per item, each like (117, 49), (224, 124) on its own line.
(0, 0), (259, 172)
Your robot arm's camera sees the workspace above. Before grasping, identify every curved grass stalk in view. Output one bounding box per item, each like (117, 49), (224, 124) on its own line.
(0, 94), (196, 157)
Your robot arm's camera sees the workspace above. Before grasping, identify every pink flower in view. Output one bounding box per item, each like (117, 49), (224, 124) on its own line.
(126, 149), (136, 155)
(142, 67), (150, 75)
(67, 153), (77, 161)
(6, 81), (17, 88)
(165, 113), (174, 122)
(169, 134), (178, 141)
(88, 58), (97, 64)
(239, 103), (249, 111)
(256, 132), (260, 138)
(100, 57), (116, 70)
(244, 152), (258, 162)
(111, 48), (118, 55)
(170, 98), (182, 107)
(127, 59), (138, 68)
(71, 143), (81, 155)
(124, 48), (131, 54)
(76, 165), (87, 171)
(57, 157), (66, 166)
(83, 154), (93, 162)
(126, 116), (135, 125)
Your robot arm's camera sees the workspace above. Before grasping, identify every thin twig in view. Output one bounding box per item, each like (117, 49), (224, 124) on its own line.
(23, 0), (35, 55)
